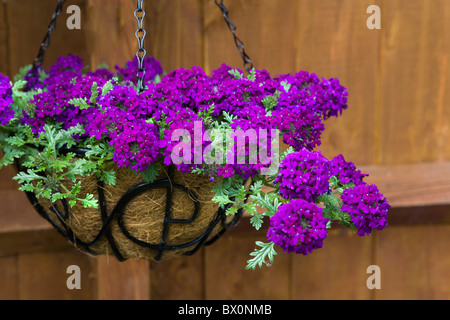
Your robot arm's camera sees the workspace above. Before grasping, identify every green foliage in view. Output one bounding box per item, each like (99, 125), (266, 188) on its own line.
(140, 163), (160, 183)
(228, 69), (243, 79)
(247, 68), (256, 81)
(246, 241), (277, 270)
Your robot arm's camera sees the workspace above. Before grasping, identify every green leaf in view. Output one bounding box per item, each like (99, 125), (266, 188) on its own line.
(55, 124), (85, 149)
(101, 79), (114, 96)
(280, 80), (291, 93)
(51, 192), (67, 203)
(18, 182), (37, 193)
(250, 213), (264, 230)
(249, 180), (263, 195)
(212, 195), (233, 206)
(247, 68), (256, 81)
(249, 192), (280, 217)
(90, 82), (99, 104)
(246, 241), (277, 270)
(262, 95), (278, 111)
(228, 69), (243, 79)
(225, 206), (239, 216)
(13, 169), (45, 184)
(0, 146), (25, 168)
(141, 164), (160, 183)
(5, 136), (26, 147)
(68, 97), (90, 110)
(81, 193), (98, 208)
(98, 169), (116, 186)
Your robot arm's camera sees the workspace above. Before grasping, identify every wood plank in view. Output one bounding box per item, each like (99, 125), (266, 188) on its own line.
(204, 0), (298, 75)
(0, 1), (10, 76)
(95, 255), (150, 300)
(150, 252), (205, 300)
(0, 256), (19, 300)
(375, 225), (450, 299)
(18, 251), (94, 300)
(379, 0), (450, 165)
(386, 205), (450, 226)
(292, 228), (373, 300)
(295, 0), (381, 165)
(84, 0), (137, 71)
(204, 225), (291, 300)
(7, 0), (88, 77)
(243, 161), (450, 224)
(361, 162), (450, 208)
(0, 189), (53, 233)
(0, 229), (72, 257)
(147, 0), (203, 72)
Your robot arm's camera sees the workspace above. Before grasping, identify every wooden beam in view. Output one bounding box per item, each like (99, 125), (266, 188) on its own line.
(0, 229), (72, 257)
(361, 161), (450, 208)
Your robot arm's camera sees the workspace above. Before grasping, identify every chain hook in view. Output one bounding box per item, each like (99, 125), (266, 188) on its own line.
(214, 0), (254, 73)
(134, 0), (147, 93)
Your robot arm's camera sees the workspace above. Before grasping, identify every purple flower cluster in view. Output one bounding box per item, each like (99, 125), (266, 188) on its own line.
(10, 54), (350, 178)
(272, 149), (389, 240)
(22, 75), (107, 133)
(23, 54), (164, 92)
(110, 120), (163, 172)
(274, 148), (331, 202)
(0, 73), (14, 126)
(267, 199), (329, 255)
(341, 184), (390, 236)
(115, 56), (164, 86)
(329, 154), (368, 186)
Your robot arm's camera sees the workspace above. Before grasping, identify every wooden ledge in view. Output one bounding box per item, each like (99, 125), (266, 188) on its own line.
(1, 161), (449, 244)
(360, 161), (450, 208)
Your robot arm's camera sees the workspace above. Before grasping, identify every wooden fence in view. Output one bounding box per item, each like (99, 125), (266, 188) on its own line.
(0, 0), (449, 300)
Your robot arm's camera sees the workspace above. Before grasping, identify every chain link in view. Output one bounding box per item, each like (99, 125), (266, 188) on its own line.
(32, 0), (67, 71)
(214, 0), (253, 73)
(134, 0), (147, 93)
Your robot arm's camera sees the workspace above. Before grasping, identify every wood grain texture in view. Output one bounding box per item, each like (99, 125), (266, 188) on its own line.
(148, 0), (203, 72)
(295, 0), (381, 165)
(0, 229), (72, 257)
(0, 189), (52, 233)
(0, 1), (10, 76)
(204, 226), (291, 300)
(84, 0), (137, 71)
(361, 162), (450, 208)
(204, 0), (298, 75)
(150, 251), (204, 300)
(0, 256), (19, 300)
(95, 255), (150, 300)
(6, 0), (87, 76)
(17, 251), (94, 300)
(293, 229), (373, 300)
(379, 0), (450, 165)
(375, 225), (450, 299)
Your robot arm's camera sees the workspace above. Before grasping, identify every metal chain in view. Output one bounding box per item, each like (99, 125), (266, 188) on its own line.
(214, 0), (253, 73)
(134, 0), (147, 93)
(31, 0), (67, 73)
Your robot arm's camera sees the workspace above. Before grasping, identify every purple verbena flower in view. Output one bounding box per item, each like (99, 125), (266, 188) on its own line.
(110, 119), (163, 172)
(115, 56), (163, 86)
(0, 73), (14, 126)
(329, 154), (368, 186)
(274, 149), (331, 202)
(267, 199), (329, 255)
(341, 184), (390, 236)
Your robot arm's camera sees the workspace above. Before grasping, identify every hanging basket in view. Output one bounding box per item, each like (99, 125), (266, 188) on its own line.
(0, 1), (391, 270)
(16, 154), (244, 261)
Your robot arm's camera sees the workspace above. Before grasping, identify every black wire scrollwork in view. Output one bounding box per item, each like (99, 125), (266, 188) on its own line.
(16, 150), (244, 261)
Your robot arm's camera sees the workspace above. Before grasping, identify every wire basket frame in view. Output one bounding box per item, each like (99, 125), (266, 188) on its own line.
(16, 149), (245, 262)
